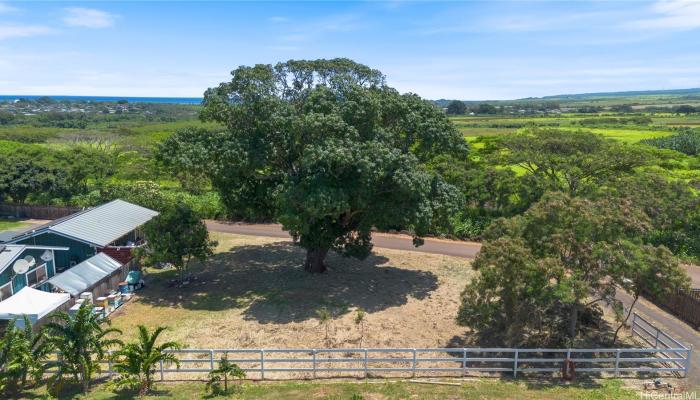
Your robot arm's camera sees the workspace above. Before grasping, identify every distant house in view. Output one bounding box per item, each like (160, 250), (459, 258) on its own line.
(8, 199), (158, 270)
(0, 243), (68, 301)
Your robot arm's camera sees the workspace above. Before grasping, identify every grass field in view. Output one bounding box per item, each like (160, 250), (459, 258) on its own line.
(449, 114), (683, 143)
(0, 217), (30, 232)
(23, 379), (642, 399)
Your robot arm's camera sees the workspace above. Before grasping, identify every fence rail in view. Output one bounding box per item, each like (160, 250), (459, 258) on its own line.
(88, 314), (691, 381)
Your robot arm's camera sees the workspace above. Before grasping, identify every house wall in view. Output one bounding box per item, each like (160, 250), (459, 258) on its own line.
(15, 233), (97, 271)
(0, 247), (57, 296)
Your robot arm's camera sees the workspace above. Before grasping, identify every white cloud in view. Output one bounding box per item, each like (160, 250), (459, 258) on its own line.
(0, 24), (55, 40)
(63, 7), (117, 28)
(268, 16), (288, 23)
(626, 0), (700, 31)
(0, 2), (19, 14)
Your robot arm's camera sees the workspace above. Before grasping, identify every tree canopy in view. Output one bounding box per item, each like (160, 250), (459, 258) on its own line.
(446, 100), (467, 115)
(195, 58), (467, 272)
(140, 203), (217, 282)
(497, 129), (650, 196)
(457, 192), (689, 346)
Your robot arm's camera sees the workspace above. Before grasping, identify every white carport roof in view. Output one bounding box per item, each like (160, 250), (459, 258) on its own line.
(0, 287), (70, 324)
(47, 253), (122, 296)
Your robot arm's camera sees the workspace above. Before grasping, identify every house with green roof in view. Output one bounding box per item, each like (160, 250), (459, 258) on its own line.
(7, 199), (159, 270)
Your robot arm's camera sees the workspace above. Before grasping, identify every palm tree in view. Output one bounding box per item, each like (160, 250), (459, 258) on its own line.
(0, 316), (52, 396)
(44, 302), (122, 395)
(111, 325), (181, 395)
(206, 355), (245, 394)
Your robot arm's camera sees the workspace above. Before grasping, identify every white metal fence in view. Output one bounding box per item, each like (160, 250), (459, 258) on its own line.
(96, 313), (691, 381)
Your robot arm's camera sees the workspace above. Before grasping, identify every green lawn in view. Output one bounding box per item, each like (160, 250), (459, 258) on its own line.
(23, 378), (640, 399)
(0, 218), (30, 232)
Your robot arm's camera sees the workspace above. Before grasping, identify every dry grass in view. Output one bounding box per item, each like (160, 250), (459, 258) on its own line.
(110, 232), (474, 349)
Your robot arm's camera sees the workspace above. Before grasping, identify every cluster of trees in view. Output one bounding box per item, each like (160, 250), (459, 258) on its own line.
(641, 128), (700, 156)
(0, 142), (226, 218)
(444, 100), (561, 115)
(0, 146), (117, 204)
(577, 115), (652, 126)
(0, 305), (245, 397)
(452, 129), (695, 345)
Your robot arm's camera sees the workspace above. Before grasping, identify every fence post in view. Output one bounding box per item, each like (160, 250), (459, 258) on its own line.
(614, 349), (621, 377)
(462, 348), (467, 376)
(209, 349), (215, 371)
(412, 349), (417, 378)
(655, 328), (660, 348)
(159, 359), (164, 381)
(631, 313), (637, 338)
(312, 349), (317, 379)
(685, 346), (693, 378)
(363, 349), (368, 379)
(260, 349), (265, 380)
(513, 349), (519, 378)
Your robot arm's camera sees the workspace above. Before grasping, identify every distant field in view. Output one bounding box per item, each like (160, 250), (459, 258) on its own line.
(450, 113), (679, 143)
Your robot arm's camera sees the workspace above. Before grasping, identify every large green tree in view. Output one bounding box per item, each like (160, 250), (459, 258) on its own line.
(497, 128), (650, 196)
(198, 58), (466, 272)
(457, 192), (689, 346)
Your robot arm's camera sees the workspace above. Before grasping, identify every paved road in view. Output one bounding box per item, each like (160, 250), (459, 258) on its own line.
(205, 220), (483, 258)
(618, 291), (700, 388)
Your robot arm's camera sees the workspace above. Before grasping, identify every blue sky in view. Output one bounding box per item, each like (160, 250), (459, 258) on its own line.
(1, 0), (699, 100)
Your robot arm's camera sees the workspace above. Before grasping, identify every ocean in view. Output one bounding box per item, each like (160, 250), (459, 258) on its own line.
(0, 95), (203, 104)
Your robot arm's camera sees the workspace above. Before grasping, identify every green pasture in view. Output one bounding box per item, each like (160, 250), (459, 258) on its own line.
(24, 378), (639, 399)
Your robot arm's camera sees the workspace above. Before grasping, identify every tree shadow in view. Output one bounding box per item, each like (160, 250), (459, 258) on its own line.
(136, 241), (439, 324)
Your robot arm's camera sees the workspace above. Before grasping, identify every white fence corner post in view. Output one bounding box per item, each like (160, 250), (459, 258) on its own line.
(159, 359), (164, 381)
(209, 349), (215, 371)
(412, 349), (417, 378)
(260, 349), (265, 380)
(614, 349), (621, 377)
(513, 349), (519, 378)
(685, 346), (693, 378)
(312, 349), (317, 379)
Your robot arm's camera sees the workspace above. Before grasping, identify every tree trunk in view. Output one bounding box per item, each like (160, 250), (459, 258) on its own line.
(613, 294), (639, 345)
(304, 248), (328, 273)
(568, 305), (578, 340)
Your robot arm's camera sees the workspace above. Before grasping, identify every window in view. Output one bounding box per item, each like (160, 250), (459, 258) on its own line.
(0, 281), (12, 301)
(26, 264), (48, 287)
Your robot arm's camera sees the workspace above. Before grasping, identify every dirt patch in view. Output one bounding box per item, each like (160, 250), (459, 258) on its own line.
(111, 232), (474, 349)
